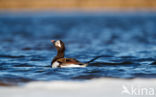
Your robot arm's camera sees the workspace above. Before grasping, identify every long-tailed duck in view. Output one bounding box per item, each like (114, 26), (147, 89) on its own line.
(51, 40), (87, 68)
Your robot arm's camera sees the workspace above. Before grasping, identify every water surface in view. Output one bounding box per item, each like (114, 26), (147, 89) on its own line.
(0, 12), (156, 86)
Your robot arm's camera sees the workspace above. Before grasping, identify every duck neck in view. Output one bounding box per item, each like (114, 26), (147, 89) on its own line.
(51, 49), (65, 65)
(56, 49), (64, 58)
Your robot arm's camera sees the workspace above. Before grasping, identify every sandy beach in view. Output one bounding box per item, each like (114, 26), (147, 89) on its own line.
(0, 78), (156, 97)
(0, 0), (156, 11)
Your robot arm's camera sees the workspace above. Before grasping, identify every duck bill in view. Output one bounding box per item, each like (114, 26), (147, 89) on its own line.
(51, 40), (55, 43)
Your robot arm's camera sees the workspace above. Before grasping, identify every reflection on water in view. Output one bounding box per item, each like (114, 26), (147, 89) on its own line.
(0, 12), (156, 86)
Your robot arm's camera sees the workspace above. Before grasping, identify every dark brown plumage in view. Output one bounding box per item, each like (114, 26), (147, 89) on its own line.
(51, 40), (87, 68)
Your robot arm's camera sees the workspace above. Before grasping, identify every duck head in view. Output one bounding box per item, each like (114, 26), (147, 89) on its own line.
(51, 40), (65, 50)
(51, 40), (65, 58)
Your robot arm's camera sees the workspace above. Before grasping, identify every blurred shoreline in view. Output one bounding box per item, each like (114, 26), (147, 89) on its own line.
(1, 8), (156, 12)
(0, 0), (156, 12)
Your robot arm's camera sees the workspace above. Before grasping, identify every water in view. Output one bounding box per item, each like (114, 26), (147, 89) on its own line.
(0, 12), (156, 86)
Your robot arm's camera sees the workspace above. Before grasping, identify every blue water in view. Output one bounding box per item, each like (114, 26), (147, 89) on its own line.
(0, 12), (156, 85)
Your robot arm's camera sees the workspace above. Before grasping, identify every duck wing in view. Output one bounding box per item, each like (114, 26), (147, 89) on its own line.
(52, 58), (87, 68)
(57, 58), (83, 65)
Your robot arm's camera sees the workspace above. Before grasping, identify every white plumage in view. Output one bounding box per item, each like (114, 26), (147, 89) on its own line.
(52, 61), (87, 68)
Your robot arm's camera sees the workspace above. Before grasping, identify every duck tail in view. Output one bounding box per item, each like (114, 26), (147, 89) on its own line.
(86, 55), (105, 64)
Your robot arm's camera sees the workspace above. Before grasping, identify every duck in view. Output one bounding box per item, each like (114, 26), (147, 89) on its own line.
(51, 40), (88, 68)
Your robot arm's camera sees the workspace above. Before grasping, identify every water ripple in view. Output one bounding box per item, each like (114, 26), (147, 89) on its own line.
(0, 12), (156, 85)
